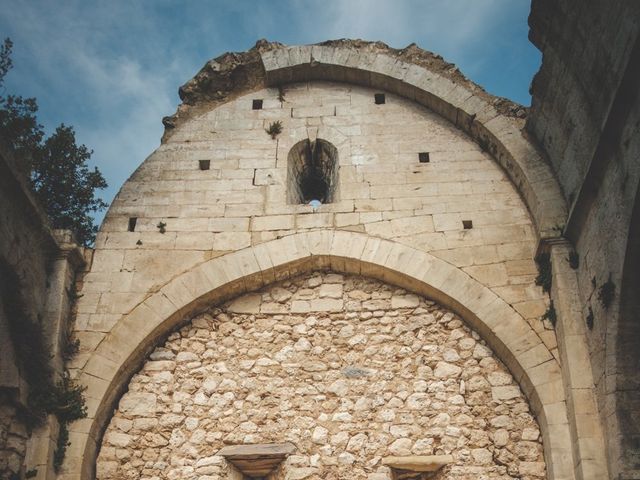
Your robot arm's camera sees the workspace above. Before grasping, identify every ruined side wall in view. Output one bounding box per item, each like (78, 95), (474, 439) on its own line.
(0, 144), (85, 480)
(96, 272), (546, 480)
(528, 0), (640, 204)
(528, 2), (640, 477)
(0, 146), (57, 479)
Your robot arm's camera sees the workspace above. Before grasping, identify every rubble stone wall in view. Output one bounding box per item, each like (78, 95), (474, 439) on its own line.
(96, 272), (545, 480)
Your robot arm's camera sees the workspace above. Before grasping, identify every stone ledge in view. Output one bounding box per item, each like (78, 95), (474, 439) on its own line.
(217, 443), (296, 477)
(382, 455), (453, 476)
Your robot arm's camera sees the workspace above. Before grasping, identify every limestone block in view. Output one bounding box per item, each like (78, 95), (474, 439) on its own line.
(209, 217), (250, 232)
(212, 232), (251, 250)
(292, 106), (336, 118)
(91, 250), (124, 272)
(492, 386), (521, 401)
(390, 294), (419, 308)
(174, 231), (214, 250)
(296, 213), (334, 229)
(228, 294), (261, 314)
(254, 168), (285, 186)
(463, 263), (509, 287)
(118, 393), (157, 416)
(519, 461), (546, 477)
(309, 298), (343, 312)
(225, 203), (264, 217)
(83, 354), (120, 382)
(252, 215), (295, 231)
(287, 45), (312, 67)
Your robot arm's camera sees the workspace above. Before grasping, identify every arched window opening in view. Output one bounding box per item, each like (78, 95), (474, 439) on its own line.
(287, 138), (338, 205)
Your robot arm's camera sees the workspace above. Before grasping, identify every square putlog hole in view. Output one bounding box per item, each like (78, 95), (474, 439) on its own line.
(462, 220), (473, 230)
(374, 93), (386, 104)
(252, 99), (263, 110)
(199, 159), (210, 170)
(419, 152), (430, 163)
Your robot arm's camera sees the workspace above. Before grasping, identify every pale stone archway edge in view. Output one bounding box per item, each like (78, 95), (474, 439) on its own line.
(258, 44), (568, 240)
(66, 231), (574, 480)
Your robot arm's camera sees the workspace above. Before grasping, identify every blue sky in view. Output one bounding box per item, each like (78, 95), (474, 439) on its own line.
(0, 0), (540, 226)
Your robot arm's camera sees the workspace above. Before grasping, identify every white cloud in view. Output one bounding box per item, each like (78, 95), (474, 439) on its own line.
(288, 0), (508, 54)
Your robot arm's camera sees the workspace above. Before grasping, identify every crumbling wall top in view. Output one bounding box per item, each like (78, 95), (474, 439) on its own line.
(163, 39), (527, 140)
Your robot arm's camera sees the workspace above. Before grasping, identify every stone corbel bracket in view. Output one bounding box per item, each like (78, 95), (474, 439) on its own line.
(382, 455), (453, 479)
(217, 442), (296, 478)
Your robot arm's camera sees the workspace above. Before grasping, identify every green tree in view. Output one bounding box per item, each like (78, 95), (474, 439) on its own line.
(31, 125), (108, 244)
(0, 39), (42, 165)
(0, 38), (107, 245)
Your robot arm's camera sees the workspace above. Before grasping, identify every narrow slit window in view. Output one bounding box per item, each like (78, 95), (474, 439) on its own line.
(462, 220), (473, 230)
(252, 99), (263, 110)
(128, 217), (137, 232)
(199, 159), (210, 170)
(287, 138), (339, 205)
(419, 152), (430, 163)
(374, 93), (386, 104)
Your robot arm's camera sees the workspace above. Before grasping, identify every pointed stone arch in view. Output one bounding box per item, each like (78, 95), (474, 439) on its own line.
(65, 231), (573, 480)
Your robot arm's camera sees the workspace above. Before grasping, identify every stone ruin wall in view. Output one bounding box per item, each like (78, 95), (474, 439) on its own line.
(76, 81), (555, 372)
(96, 272), (545, 480)
(74, 50), (566, 480)
(0, 394), (28, 479)
(528, 3), (640, 477)
(0, 146), (80, 480)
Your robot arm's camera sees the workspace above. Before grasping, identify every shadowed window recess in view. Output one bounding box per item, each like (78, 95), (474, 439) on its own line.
(287, 138), (339, 205)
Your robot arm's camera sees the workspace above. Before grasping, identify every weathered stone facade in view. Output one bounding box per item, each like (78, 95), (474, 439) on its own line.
(0, 144), (85, 480)
(2, 2), (639, 478)
(97, 272), (545, 480)
(0, 392), (28, 478)
(1, 5), (626, 476)
(528, 2), (640, 477)
(61, 40), (582, 480)
(86, 80), (549, 349)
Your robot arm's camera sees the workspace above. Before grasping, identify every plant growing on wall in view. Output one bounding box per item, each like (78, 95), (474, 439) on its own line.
(542, 300), (557, 326)
(568, 250), (579, 269)
(0, 258), (86, 472)
(266, 120), (283, 139)
(535, 252), (552, 293)
(586, 306), (595, 330)
(597, 275), (616, 309)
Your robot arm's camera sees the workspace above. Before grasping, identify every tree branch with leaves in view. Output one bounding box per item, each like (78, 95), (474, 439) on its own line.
(0, 37), (107, 246)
